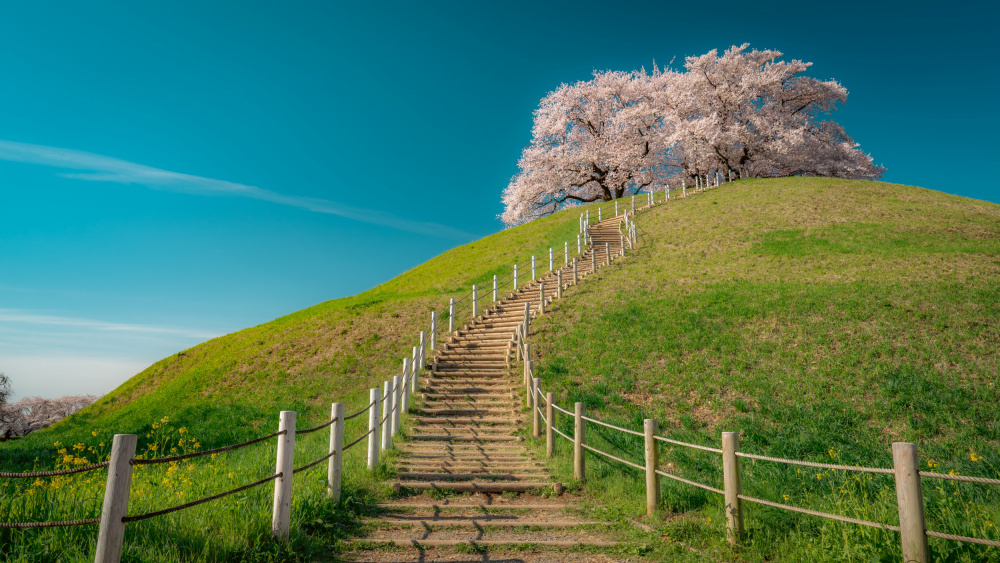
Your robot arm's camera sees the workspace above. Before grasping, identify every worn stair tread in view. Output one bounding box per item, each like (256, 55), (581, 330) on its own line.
(394, 481), (559, 492)
(374, 518), (599, 527)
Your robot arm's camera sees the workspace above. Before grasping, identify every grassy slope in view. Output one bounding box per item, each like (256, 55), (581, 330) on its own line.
(527, 177), (1000, 562)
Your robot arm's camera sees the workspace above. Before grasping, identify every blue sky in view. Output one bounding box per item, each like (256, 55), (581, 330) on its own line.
(1, 1), (996, 400)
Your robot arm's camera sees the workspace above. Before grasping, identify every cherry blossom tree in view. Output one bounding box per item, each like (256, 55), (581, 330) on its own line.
(501, 45), (882, 225)
(665, 44), (883, 183)
(0, 393), (98, 438)
(500, 69), (674, 226)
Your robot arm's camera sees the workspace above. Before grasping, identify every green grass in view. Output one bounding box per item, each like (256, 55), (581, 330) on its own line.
(525, 177), (1000, 562)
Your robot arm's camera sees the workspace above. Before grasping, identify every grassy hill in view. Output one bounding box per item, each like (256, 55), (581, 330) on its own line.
(526, 177), (1000, 562)
(3, 177), (998, 562)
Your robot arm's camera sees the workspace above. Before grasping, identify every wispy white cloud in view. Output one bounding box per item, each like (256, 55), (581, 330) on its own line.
(0, 139), (472, 239)
(0, 309), (219, 340)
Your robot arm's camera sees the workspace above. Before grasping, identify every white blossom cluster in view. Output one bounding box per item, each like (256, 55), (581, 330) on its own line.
(0, 394), (98, 438)
(501, 44), (884, 225)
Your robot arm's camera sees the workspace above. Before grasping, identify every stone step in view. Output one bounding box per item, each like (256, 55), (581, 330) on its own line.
(394, 481), (558, 493)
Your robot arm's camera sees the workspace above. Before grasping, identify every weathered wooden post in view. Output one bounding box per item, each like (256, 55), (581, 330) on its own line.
(722, 431), (743, 544)
(532, 378), (541, 438)
(682, 180), (686, 197)
(893, 442), (930, 563)
(493, 275), (498, 303)
(328, 402), (345, 501)
(418, 334), (426, 385)
(532, 256), (536, 280)
(557, 270), (563, 299)
(621, 235), (625, 256)
(525, 360), (534, 409)
(381, 380), (393, 451)
(574, 402), (586, 482)
(573, 258), (578, 284)
(605, 242), (610, 265)
(546, 392), (555, 458)
(667, 186), (671, 200)
(368, 388), (380, 469)
(430, 312), (436, 351)
(598, 207), (602, 222)
(615, 200), (618, 216)
(515, 325), (523, 361)
(272, 411), (296, 541)
(523, 302), (530, 336)
(564, 241), (569, 265)
(577, 234), (581, 254)
(513, 263), (519, 290)
(94, 433), (137, 563)
(448, 298), (455, 334)
(549, 247), (553, 272)
(644, 419), (659, 516)
(401, 359), (411, 413)
(472, 284), (478, 318)
(523, 342), (531, 392)
(591, 246), (596, 273)
(392, 375), (403, 435)
(631, 195), (635, 213)
(539, 282), (545, 314)
(586, 209), (590, 224)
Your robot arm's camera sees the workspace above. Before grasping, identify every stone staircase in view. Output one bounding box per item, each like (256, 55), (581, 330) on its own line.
(345, 217), (630, 562)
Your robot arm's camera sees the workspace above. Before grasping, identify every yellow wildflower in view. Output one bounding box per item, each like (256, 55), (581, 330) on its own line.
(970, 453), (982, 463)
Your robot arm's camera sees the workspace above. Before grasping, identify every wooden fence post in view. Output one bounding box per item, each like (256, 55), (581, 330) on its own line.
(605, 243), (610, 265)
(418, 334), (426, 384)
(448, 298), (455, 334)
(546, 392), (555, 458)
(722, 431), (743, 544)
(392, 375), (403, 435)
(94, 433), (137, 563)
(577, 234), (581, 254)
(557, 270), (563, 299)
(272, 411), (295, 541)
(472, 284), (478, 318)
(367, 388), (380, 470)
(615, 200), (619, 216)
(644, 420), (659, 516)
(893, 442), (930, 563)
(574, 403), (586, 482)
(631, 195), (635, 214)
(573, 258), (578, 284)
(525, 360), (534, 409)
(515, 326), (523, 361)
(539, 283), (545, 315)
(564, 241), (568, 265)
(549, 247), (553, 272)
(430, 312), (436, 351)
(599, 207), (602, 221)
(591, 247), (596, 274)
(401, 359), (411, 414)
(532, 256), (536, 280)
(412, 346), (421, 393)
(523, 302), (530, 336)
(532, 378), (541, 438)
(328, 403), (345, 501)
(381, 380), (392, 451)
(493, 274), (498, 303)
(621, 235), (625, 256)
(514, 263), (518, 290)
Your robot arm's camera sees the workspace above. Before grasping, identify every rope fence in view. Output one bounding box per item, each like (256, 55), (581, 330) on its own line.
(0, 461), (110, 479)
(736, 451), (894, 475)
(122, 472), (282, 523)
(131, 430), (285, 466)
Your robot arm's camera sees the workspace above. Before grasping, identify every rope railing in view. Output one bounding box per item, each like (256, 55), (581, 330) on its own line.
(737, 493), (900, 532)
(925, 530), (1000, 548)
(920, 471), (1000, 485)
(131, 430), (285, 466)
(582, 443), (645, 471)
(344, 401), (376, 421)
(295, 416), (339, 435)
(653, 434), (723, 454)
(122, 472), (282, 523)
(736, 451), (893, 474)
(581, 415), (644, 437)
(344, 426), (376, 451)
(0, 517), (101, 529)
(0, 461), (110, 478)
(293, 450), (337, 474)
(654, 469), (724, 495)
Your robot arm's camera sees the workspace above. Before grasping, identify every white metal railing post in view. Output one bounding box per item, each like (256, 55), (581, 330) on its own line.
(722, 431), (743, 544)
(392, 375), (403, 435)
(448, 298), (455, 334)
(367, 388), (380, 469)
(493, 274), (497, 303)
(532, 256), (536, 280)
(545, 392), (554, 457)
(271, 411), (296, 541)
(472, 285), (478, 318)
(644, 419), (659, 516)
(94, 433), (137, 563)
(328, 402), (345, 501)
(401, 359), (411, 413)
(574, 402), (585, 482)
(893, 442), (930, 563)
(532, 378), (541, 438)
(381, 380), (392, 451)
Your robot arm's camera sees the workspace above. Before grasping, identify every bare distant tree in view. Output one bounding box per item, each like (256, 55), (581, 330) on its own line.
(0, 393), (98, 438)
